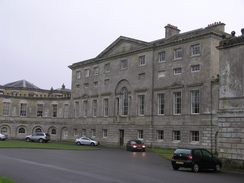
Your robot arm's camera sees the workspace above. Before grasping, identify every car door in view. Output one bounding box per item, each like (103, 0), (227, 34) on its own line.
(200, 149), (215, 169)
(81, 137), (90, 145)
(31, 134), (38, 141)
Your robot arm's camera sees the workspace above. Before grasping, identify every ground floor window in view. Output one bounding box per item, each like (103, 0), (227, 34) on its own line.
(18, 128), (25, 134)
(173, 131), (181, 141)
(138, 130), (143, 139)
(157, 130), (164, 140)
(91, 129), (96, 137)
(103, 129), (108, 138)
(191, 131), (199, 142)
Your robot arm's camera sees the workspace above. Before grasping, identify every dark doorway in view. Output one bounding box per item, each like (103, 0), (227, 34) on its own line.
(119, 130), (124, 146)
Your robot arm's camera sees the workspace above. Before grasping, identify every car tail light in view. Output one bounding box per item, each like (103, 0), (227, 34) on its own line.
(188, 155), (193, 160)
(172, 154), (175, 159)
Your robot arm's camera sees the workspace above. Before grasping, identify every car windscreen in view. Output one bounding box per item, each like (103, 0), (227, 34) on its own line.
(174, 149), (191, 155)
(131, 141), (142, 144)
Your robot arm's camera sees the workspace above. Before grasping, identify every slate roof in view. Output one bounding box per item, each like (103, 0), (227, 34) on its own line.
(3, 80), (40, 89)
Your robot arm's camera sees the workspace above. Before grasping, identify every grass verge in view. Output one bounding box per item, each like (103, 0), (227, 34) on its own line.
(0, 140), (99, 150)
(148, 148), (174, 160)
(0, 176), (16, 183)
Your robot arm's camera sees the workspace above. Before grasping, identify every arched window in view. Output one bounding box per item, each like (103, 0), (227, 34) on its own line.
(1, 127), (7, 134)
(35, 128), (42, 133)
(51, 129), (56, 135)
(121, 87), (128, 116)
(18, 128), (25, 134)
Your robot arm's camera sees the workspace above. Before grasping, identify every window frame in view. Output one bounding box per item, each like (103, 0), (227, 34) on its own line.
(120, 59), (128, 70)
(104, 63), (111, 73)
(191, 65), (200, 72)
(139, 55), (146, 66)
(157, 93), (165, 115)
(191, 131), (200, 142)
(191, 90), (200, 114)
(159, 52), (166, 62)
(20, 103), (27, 117)
(191, 44), (200, 56)
(92, 100), (97, 117)
(3, 102), (10, 116)
(103, 98), (109, 117)
(173, 131), (181, 141)
(174, 48), (182, 59)
(173, 92), (182, 115)
(37, 104), (43, 117)
(138, 130), (144, 139)
(174, 68), (182, 75)
(138, 95), (145, 116)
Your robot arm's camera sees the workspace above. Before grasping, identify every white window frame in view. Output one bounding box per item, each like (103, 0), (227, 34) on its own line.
(91, 129), (96, 137)
(37, 104), (43, 117)
(85, 69), (90, 77)
(103, 98), (109, 117)
(174, 68), (182, 75)
(157, 93), (165, 115)
(76, 71), (81, 79)
(191, 65), (200, 72)
(103, 129), (108, 138)
(3, 102), (10, 116)
(157, 130), (164, 140)
(64, 104), (69, 118)
(159, 52), (166, 62)
(191, 90), (200, 114)
(139, 55), (146, 66)
(174, 48), (182, 59)
(83, 101), (88, 117)
(138, 130), (144, 139)
(138, 95), (145, 116)
(20, 103), (27, 117)
(173, 131), (181, 141)
(174, 92), (181, 115)
(192, 44), (200, 56)
(191, 131), (199, 142)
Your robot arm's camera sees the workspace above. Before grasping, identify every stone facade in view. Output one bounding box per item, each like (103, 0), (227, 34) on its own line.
(68, 22), (227, 151)
(217, 30), (244, 169)
(1, 23), (243, 170)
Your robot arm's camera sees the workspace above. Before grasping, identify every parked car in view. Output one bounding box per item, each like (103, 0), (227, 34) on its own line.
(75, 137), (100, 146)
(0, 133), (7, 141)
(171, 148), (222, 172)
(25, 133), (50, 143)
(126, 140), (146, 152)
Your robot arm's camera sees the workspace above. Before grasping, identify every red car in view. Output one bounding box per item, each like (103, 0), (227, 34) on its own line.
(126, 140), (146, 152)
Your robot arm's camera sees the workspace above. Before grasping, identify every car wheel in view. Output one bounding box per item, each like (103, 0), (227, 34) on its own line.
(26, 138), (31, 142)
(214, 164), (221, 172)
(39, 138), (44, 143)
(192, 163), (200, 172)
(90, 142), (95, 146)
(172, 165), (179, 170)
(76, 142), (81, 146)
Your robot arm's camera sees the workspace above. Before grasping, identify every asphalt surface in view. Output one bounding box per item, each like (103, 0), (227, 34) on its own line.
(0, 146), (244, 183)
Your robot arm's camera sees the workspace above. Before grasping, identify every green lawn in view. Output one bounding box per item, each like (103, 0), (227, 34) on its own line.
(0, 176), (16, 183)
(148, 148), (174, 160)
(0, 140), (99, 150)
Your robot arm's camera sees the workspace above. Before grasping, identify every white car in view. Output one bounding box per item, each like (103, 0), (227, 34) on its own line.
(0, 133), (7, 141)
(75, 137), (100, 146)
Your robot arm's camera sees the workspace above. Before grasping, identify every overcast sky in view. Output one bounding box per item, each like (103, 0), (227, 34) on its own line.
(0, 0), (243, 90)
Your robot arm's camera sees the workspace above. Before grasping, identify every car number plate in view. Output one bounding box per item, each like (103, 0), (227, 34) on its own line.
(176, 162), (184, 164)
(137, 148), (142, 149)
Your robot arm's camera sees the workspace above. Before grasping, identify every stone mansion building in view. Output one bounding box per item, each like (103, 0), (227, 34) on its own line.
(0, 22), (243, 168)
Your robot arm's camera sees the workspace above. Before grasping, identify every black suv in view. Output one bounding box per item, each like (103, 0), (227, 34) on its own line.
(25, 133), (50, 143)
(171, 148), (222, 172)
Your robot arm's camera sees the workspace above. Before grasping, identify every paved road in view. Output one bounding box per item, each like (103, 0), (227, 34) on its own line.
(0, 147), (243, 183)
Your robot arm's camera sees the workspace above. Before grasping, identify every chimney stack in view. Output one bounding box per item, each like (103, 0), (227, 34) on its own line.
(165, 24), (180, 38)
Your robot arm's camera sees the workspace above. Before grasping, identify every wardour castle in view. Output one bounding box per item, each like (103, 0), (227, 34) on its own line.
(0, 22), (243, 169)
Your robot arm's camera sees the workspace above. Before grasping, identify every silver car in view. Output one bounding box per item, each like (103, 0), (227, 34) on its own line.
(0, 133), (7, 141)
(75, 137), (99, 146)
(26, 133), (50, 143)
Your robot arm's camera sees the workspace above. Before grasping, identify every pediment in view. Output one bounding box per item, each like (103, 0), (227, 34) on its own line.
(170, 83), (184, 89)
(97, 36), (152, 59)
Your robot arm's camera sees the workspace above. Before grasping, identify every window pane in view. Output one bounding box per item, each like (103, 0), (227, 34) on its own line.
(20, 103), (27, 116)
(3, 102), (10, 116)
(192, 44), (200, 55)
(121, 87), (129, 116)
(158, 94), (164, 115)
(138, 95), (145, 115)
(174, 49), (182, 59)
(104, 98), (109, 117)
(191, 90), (200, 114)
(159, 52), (165, 62)
(174, 92), (181, 114)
